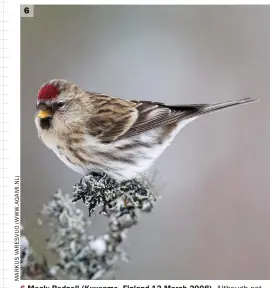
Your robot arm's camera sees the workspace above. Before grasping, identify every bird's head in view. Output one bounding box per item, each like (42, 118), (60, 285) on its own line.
(35, 79), (86, 132)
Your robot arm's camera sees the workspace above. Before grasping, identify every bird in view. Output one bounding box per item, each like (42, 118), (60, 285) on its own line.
(35, 79), (258, 182)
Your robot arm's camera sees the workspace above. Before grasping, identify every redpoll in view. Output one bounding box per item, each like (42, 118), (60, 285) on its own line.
(35, 79), (257, 181)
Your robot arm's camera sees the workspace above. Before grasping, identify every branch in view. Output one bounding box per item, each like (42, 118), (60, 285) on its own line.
(21, 172), (157, 280)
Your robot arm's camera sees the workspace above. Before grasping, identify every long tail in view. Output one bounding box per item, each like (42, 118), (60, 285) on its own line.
(198, 97), (259, 116)
(168, 97), (259, 120)
(167, 97), (258, 120)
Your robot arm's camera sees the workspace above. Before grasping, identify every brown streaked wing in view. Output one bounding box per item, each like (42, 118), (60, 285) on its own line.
(88, 95), (206, 143)
(87, 96), (139, 143)
(117, 100), (206, 139)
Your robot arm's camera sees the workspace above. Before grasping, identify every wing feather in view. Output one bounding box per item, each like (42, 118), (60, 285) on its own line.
(117, 100), (203, 139)
(88, 96), (203, 142)
(87, 94), (256, 143)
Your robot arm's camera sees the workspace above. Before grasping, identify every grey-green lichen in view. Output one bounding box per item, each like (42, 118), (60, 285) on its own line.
(21, 172), (157, 280)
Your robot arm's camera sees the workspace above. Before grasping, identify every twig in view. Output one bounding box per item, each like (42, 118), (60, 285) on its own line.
(21, 172), (157, 280)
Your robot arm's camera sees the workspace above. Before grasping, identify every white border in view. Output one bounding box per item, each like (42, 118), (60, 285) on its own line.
(7, 1), (270, 287)
(11, 0), (270, 5)
(9, 0), (20, 286)
(18, 280), (270, 287)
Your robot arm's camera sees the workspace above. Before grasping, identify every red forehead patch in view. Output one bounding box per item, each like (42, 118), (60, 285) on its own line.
(38, 84), (59, 100)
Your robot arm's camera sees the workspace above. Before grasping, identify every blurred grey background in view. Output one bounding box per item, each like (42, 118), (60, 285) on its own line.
(21, 5), (269, 279)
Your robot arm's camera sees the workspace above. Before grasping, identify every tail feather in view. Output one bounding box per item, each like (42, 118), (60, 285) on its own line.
(192, 97), (259, 117)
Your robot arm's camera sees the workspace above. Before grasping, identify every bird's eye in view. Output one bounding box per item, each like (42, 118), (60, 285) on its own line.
(57, 102), (65, 108)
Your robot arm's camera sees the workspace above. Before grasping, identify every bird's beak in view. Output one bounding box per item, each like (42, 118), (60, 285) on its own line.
(36, 109), (52, 119)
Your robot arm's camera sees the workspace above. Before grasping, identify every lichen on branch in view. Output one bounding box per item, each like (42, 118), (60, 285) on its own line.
(21, 172), (157, 280)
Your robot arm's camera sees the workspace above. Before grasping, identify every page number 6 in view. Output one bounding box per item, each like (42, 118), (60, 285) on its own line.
(20, 5), (34, 18)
